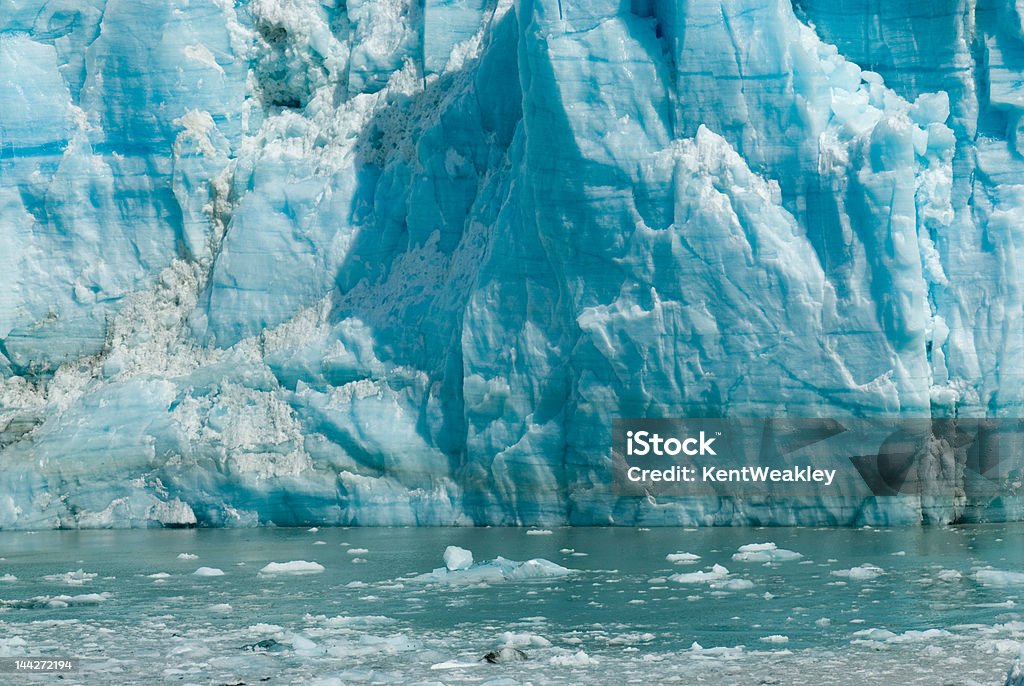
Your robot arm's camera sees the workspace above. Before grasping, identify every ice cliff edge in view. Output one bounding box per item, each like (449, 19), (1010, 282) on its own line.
(0, 0), (1020, 527)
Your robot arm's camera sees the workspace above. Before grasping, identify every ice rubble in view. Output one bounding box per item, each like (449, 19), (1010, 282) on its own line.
(0, 0), (1021, 527)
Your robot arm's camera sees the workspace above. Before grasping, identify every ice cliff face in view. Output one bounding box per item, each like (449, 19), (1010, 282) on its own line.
(0, 0), (1021, 527)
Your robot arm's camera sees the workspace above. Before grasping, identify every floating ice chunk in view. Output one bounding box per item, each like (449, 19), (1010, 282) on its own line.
(670, 564), (731, 584)
(259, 561), (325, 575)
(287, 634), (319, 655)
(526, 529), (553, 535)
(193, 567), (226, 577)
(430, 660), (481, 670)
(413, 553), (573, 585)
(688, 643), (746, 658)
(209, 603), (232, 613)
(0, 636), (26, 655)
(831, 564), (884, 581)
(608, 632), (655, 645)
(550, 650), (597, 666)
(976, 569), (1024, 587)
(852, 628), (952, 645)
(347, 548), (369, 555)
(670, 564), (753, 592)
(42, 570), (97, 585)
(0, 574), (16, 582)
(499, 631), (551, 648)
(308, 527), (319, 533)
(444, 546), (473, 571)
(323, 633), (419, 658)
(936, 569), (962, 582)
(147, 572), (171, 579)
(0, 593), (110, 609)
(177, 553), (198, 560)
(760, 635), (789, 644)
(666, 552), (701, 564)
(350, 558), (367, 564)
(732, 543), (802, 563)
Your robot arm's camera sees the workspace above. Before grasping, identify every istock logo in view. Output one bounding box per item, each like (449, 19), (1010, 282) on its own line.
(625, 430), (718, 457)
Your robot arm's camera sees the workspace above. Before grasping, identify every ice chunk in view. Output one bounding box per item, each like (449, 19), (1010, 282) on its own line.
(666, 552), (701, 564)
(413, 554), (573, 585)
(41, 570), (96, 585)
(193, 567), (226, 577)
(976, 569), (1024, 587)
(732, 543), (803, 563)
(499, 632), (551, 648)
(443, 546), (473, 571)
(831, 565), (885, 581)
(550, 650), (598, 666)
(258, 561), (325, 575)
(670, 564), (731, 584)
(759, 635), (790, 644)
(0, 593), (110, 609)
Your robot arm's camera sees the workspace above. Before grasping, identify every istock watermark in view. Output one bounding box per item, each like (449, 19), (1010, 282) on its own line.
(612, 418), (1024, 498)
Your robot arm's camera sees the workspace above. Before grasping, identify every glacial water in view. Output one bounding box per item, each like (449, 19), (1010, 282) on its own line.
(0, 526), (1022, 684)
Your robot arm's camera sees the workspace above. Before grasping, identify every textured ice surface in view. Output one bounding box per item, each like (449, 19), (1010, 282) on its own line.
(2, 1), (1024, 527)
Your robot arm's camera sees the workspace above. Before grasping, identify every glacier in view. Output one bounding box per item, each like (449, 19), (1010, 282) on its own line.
(1, 0), (1024, 527)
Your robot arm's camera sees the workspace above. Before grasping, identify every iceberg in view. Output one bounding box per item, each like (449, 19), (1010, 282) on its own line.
(1, 1), (1023, 527)
(412, 549), (573, 584)
(731, 543), (803, 563)
(259, 560), (326, 575)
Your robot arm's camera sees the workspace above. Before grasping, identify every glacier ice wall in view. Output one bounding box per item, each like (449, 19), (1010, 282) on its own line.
(0, 0), (1021, 527)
